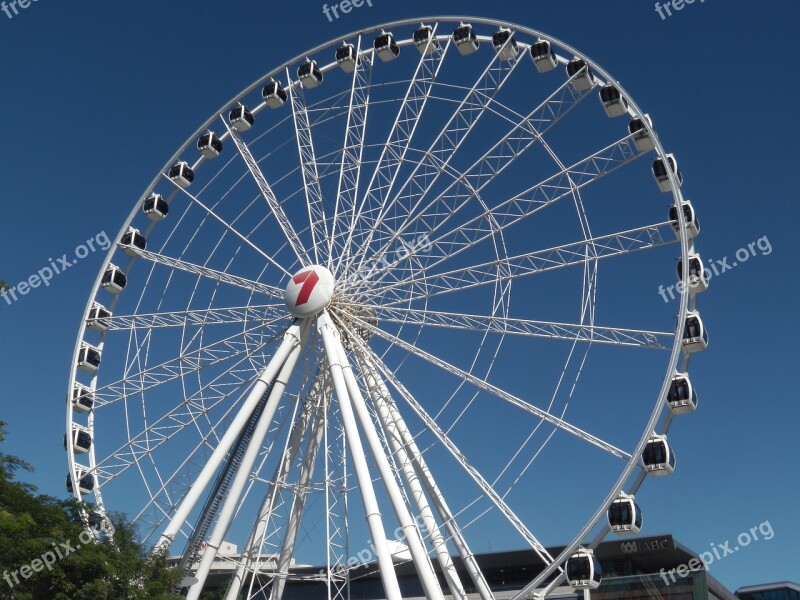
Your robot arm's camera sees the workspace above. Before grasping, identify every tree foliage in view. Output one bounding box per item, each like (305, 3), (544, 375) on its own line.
(0, 421), (183, 599)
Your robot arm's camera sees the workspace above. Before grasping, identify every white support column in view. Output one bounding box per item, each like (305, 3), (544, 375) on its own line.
(335, 336), (444, 600)
(224, 368), (328, 600)
(156, 321), (306, 552)
(362, 352), (494, 600)
(186, 320), (310, 600)
(270, 387), (327, 600)
(317, 312), (403, 600)
(358, 354), (467, 600)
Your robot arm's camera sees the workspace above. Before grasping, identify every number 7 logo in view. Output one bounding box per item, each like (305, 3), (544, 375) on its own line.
(292, 269), (320, 307)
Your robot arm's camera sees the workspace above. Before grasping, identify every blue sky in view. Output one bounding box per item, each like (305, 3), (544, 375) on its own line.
(0, 0), (798, 593)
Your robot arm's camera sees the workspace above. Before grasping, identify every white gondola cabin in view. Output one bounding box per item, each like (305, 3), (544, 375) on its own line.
(643, 434), (676, 475)
(413, 24), (439, 55)
(374, 31), (400, 62)
(566, 548), (602, 590)
(86, 302), (111, 333)
(168, 161), (194, 188)
(530, 39), (558, 73)
(66, 467), (95, 495)
(492, 27), (518, 61)
(453, 23), (480, 55)
(78, 342), (101, 374)
(298, 59), (323, 88)
(628, 114), (655, 152)
(71, 383), (95, 414)
(669, 200), (700, 239)
(566, 57), (594, 91)
(600, 83), (628, 118)
(336, 43), (358, 72)
(120, 227), (146, 257)
(677, 252), (709, 294)
(607, 492), (642, 535)
(229, 104), (255, 132)
(652, 153), (683, 193)
(101, 264), (127, 294)
(262, 80), (288, 108)
(143, 193), (168, 221)
(66, 424), (93, 454)
(668, 372), (698, 415)
(197, 131), (223, 158)
(682, 311), (709, 353)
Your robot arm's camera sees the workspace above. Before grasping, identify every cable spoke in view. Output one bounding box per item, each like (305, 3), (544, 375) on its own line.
(163, 174), (292, 278)
(221, 116), (311, 266)
(351, 36), (524, 277)
(350, 222), (676, 304)
(122, 245), (285, 300)
(103, 304), (284, 331)
(339, 25), (450, 275)
(288, 70), (329, 264)
(362, 133), (646, 290)
(349, 318), (631, 459)
(328, 36), (373, 271)
(93, 321), (287, 408)
(359, 306), (673, 349)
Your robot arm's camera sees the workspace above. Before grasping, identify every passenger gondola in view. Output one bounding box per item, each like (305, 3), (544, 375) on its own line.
(566, 548), (602, 589)
(492, 27), (518, 61)
(197, 131), (223, 158)
(566, 57), (594, 91)
(77, 342), (101, 374)
(298, 59), (324, 88)
(229, 104), (255, 131)
(682, 311), (709, 353)
(628, 114), (655, 152)
(600, 83), (628, 118)
(607, 492), (642, 535)
(71, 383), (94, 414)
(530, 39), (558, 73)
(168, 161), (194, 188)
(652, 153), (683, 193)
(101, 264), (127, 294)
(669, 200), (699, 239)
(413, 24), (439, 55)
(262, 79), (288, 108)
(643, 434), (676, 475)
(677, 252), (709, 294)
(374, 31), (400, 62)
(143, 193), (168, 221)
(86, 302), (111, 333)
(453, 23), (480, 55)
(66, 467), (95, 495)
(66, 424), (93, 454)
(120, 227), (146, 257)
(336, 43), (358, 72)
(668, 372), (698, 414)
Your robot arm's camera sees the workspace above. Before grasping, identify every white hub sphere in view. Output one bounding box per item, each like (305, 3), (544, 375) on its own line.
(283, 265), (335, 318)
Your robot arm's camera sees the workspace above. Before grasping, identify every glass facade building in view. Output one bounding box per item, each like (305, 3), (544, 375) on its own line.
(736, 582), (800, 600)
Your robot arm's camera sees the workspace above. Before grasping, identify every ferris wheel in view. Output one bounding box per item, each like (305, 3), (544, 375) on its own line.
(65, 16), (707, 600)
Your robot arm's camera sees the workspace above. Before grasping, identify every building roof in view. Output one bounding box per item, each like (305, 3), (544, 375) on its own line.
(736, 581), (800, 595)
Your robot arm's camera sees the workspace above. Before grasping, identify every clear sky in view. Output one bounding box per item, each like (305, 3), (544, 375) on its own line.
(0, 0), (798, 594)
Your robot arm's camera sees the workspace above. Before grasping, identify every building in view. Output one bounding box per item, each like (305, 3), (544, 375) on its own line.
(188, 534), (739, 599)
(736, 582), (800, 600)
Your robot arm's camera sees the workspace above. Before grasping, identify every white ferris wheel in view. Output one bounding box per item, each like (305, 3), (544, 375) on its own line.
(65, 16), (707, 600)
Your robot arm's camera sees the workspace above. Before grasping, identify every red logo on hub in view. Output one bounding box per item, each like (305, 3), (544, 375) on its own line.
(292, 270), (320, 307)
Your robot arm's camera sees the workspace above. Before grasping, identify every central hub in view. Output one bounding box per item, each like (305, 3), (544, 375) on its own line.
(284, 265), (335, 318)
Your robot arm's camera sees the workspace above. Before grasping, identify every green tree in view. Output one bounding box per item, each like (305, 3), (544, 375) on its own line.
(0, 421), (183, 599)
